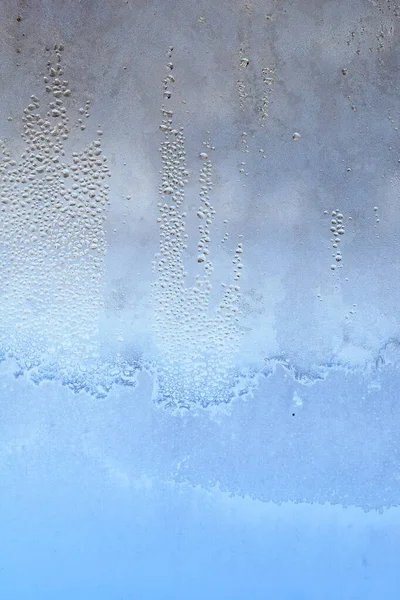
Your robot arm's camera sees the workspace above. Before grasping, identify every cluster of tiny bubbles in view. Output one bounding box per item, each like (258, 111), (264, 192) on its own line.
(241, 131), (249, 153)
(373, 205), (380, 232)
(239, 160), (248, 176)
(151, 51), (245, 410)
(260, 66), (275, 124)
(326, 209), (345, 272)
(322, 209), (358, 321)
(0, 45), (141, 397)
(236, 52), (248, 109)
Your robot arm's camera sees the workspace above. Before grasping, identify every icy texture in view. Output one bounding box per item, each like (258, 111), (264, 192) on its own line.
(1, 0), (400, 402)
(0, 1), (400, 596)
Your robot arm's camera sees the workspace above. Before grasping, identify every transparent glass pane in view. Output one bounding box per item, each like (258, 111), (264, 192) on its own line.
(0, 0), (399, 597)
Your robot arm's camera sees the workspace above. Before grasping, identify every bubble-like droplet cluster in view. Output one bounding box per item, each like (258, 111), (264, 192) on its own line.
(241, 131), (249, 154)
(237, 44), (250, 110)
(328, 209), (345, 271)
(373, 205), (380, 232)
(236, 33), (275, 126)
(261, 66), (275, 122)
(0, 45), (109, 372)
(152, 52), (244, 409)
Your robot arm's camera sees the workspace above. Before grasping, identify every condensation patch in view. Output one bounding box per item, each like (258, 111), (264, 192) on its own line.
(152, 51), (246, 409)
(0, 47), (140, 397)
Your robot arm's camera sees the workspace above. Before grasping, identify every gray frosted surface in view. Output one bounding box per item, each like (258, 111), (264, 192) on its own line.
(0, 3), (400, 586)
(0, 0), (399, 378)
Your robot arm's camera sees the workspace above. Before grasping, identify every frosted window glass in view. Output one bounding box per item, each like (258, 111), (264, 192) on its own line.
(0, 1), (399, 597)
